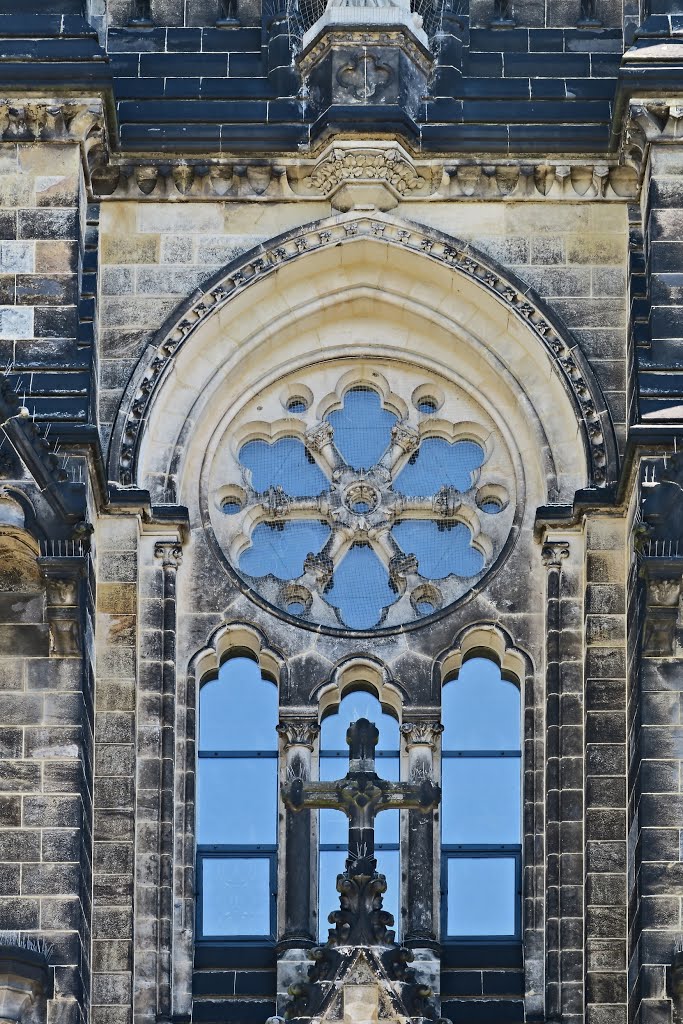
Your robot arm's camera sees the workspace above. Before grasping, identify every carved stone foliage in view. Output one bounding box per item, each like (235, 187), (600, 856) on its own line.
(113, 216), (615, 492)
(284, 945), (448, 1024)
(308, 145), (424, 197)
(400, 721), (444, 749)
(621, 101), (683, 175)
(277, 720), (321, 749)
(0, 99), (103, 143)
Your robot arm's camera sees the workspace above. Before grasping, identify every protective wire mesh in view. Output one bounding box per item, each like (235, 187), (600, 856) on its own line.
(239, 437), (328, 497)
(393, 437), (484, 496)
(263, 0), (467, 55)
(326, 388), (397, 471)
(240, 520), (331, 578)
(391, 519), (483, 578)
(324, 542), (397, 628)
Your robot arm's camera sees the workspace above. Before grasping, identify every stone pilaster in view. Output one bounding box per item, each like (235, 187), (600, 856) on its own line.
(276, 719), (319, 1017)
(154, 540), (183, 1022)
(277, 719), (320, 948)
(542, 539), (570, 1024)
(400, 720), (443, 950)
(92, 516), (139, 1024)
(583, 516), (628, 1024)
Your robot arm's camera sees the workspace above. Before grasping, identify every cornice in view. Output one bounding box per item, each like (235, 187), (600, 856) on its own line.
(90, 145), (639, 202)
(0, 94), (114, 188)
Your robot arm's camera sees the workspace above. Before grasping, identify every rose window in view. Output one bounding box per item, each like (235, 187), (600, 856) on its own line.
(207, 365), (516, 631)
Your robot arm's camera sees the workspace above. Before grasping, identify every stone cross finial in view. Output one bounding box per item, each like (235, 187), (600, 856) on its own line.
(282, 718), (440, 945)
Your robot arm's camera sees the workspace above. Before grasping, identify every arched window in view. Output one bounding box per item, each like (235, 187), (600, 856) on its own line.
(318, 691), (400, 939)
(197, 655), (278, 940)
(441, 657), (521, 939)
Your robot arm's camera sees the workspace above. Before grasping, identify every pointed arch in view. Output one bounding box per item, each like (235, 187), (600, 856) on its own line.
(109, 212), (616, 499)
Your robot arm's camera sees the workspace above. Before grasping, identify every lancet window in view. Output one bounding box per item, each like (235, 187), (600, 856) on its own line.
(441, 657), (522, 939)
(196, 655), (279, 940)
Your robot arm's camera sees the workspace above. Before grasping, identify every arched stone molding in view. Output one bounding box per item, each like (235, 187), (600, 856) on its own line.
(191, 619), (285, 686)
(109, 212), (617, 500)
(437, 622), (529, 688)
(315, 655), (406, 721)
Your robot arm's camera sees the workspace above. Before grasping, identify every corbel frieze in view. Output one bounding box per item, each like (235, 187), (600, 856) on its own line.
(113, 215), (615, 493)
(90, 151), (638, 203)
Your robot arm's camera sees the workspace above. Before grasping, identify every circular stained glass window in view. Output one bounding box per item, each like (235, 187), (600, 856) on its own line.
(207, 363), (515, 632)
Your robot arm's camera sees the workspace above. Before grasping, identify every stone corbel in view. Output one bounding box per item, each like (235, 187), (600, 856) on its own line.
(641, 558), (683, 656)
(37, 554), (86, 658)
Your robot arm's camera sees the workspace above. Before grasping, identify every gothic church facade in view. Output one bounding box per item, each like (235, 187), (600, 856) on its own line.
(0, 3), (681, 1024)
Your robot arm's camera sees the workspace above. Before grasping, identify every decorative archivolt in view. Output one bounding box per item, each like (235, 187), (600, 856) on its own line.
(111, 213), (617, 492)
(315, 655), (406, 720)
(436, 623), (529, 689)
(191, 620), (285, 686)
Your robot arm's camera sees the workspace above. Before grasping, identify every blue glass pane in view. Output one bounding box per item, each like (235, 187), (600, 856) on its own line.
(199, 657), (278, 751)
(197, 759), (277, 844)
(325, 543), (397, 629)
(321, 692), (399, 751)
(239, 437), (328, 497)
(446, 857), (516, 936)
(319, 850), (399, 941)
(443, 658), (521, 751)
(391, 520), (484, 579)
(240, 520), (331, 580)
(327, 389), (397, 470)
(442, 758), (520, 844)
(202, 858), (271, 937)
(393, 438), (484, 497)
(320, 757), (399, 846)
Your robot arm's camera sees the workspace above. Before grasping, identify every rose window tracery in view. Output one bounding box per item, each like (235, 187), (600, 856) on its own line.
(206, 365), (516, 631)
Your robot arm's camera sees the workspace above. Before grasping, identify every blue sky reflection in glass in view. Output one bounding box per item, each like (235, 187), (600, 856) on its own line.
(200, 656), (277, 750)
(324, 543), (396, 629)
(240, 436), (328, 496)
(442, 657), (520, 750)
(327, 388), (397, 469)
(240, 520), (331, 579)
(393, 437), (484, 496)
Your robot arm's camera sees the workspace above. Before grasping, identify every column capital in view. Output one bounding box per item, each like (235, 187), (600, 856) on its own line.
(277, 720), (320, 749)
(542, 540), (570, 568)
(401, 721), (444, 750)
